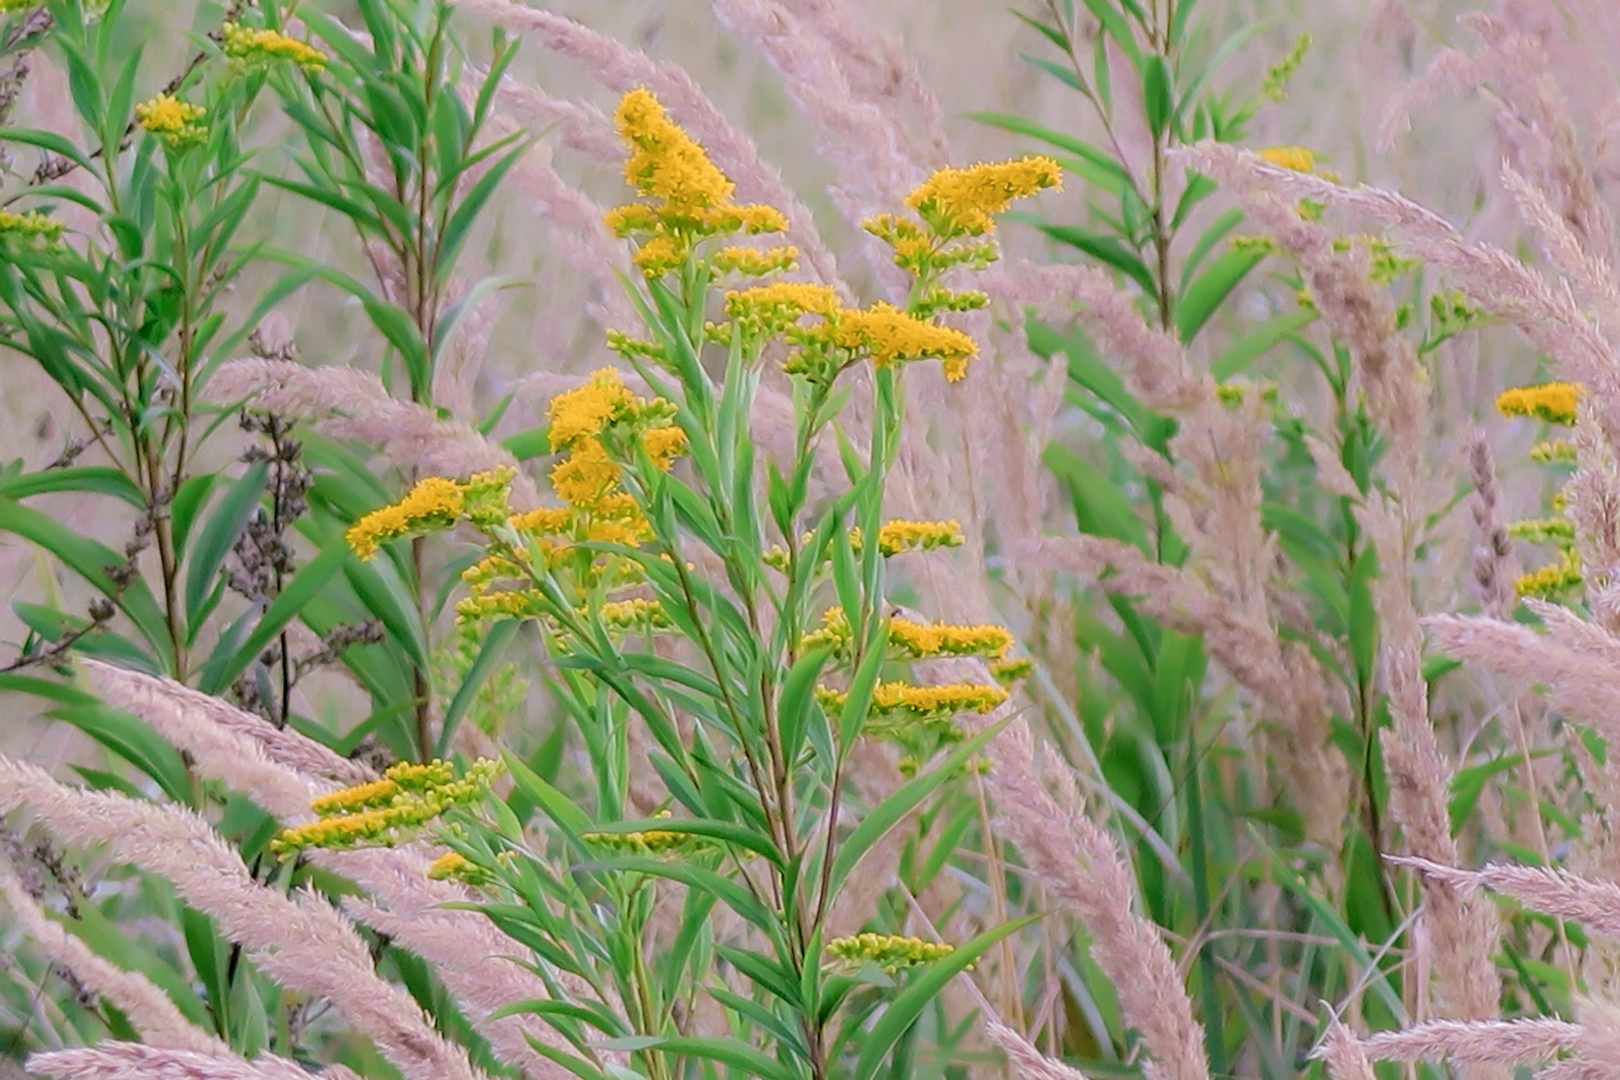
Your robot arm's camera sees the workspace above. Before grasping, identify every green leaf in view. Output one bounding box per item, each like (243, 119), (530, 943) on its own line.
(185, 462), (269, 644)
(505, 750), (593, 836)
(49, 703), (191, 805)
(1176, 248), (1265, 343)
(1142, 55), (1173, 138)
(828, 719), (1008, 900)
(963, 112), (1133, 189)
(850, 915), (1040, 1080)
(652, 1036), (799, 1080)
(435, 619), (521, 757)
(0, 466), (144, 507)
(1035, 225), (1157, 296)
(1213, 308), (1316, 380)
(0, 498), (173, 671)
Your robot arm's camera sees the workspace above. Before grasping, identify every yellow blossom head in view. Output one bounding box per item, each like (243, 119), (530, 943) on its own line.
(1258, 146), (1316, 173)
(1497, 382), (1582, 427)
(136, 93), (209, 147)
(904, 156), (1063, 238)
(616, 88), (734, 213)
(222, 22), (328, 73)
(346, 476), (467, 560)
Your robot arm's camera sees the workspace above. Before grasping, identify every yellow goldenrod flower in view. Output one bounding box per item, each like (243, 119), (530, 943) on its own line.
(835, 302), (978, 382)
(990, 657), (1034, 685)
(1515, 554), (1583, 599)
(871, 520), (964, 556)
(816, 680), (1009, 720)
(0, 209), (66, 250)
(633, 234), (687, 278)
(1258, 146), (1316, 173)
(271, 759), (501, 855)
(643, 426), (688, 470)
(1531, 439), (1577, 465)
(827, 933), (957, 972)
(426, 851), (481, 882)
(136, 93), (209, 147)
(596, 598), (671, 629)
(616, 88), (735, 212)
(904, 156), (1063, 237)
(1508, 516), (1577, 545)
(222, 22), (327, 72)
(801, 607), (1013, 661)
(1496, 383), (1582, 426)
(549, 369), (638, 452)
(346, 476), (467, 560)
(581, 810), (704, 855)
(510, 507), (575, 535)
(309, 778), (400, 816)
(552, 440), (625, 510)
(709, 245), (798, 277)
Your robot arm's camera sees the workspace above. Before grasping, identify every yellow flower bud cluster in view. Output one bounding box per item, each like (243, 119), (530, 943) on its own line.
(606, 89), (791, 278)
(272, 759), (502, 855)
(580, 811), (706, 856)
(1496, 383), (1582, 427)
(763, 520), (965, 572)
(0, 209), (67, 251)
(815, 680), (1009, 721)
(222, 22), (328, 72)
(827, 933), (958, 972)
(800, 607), (1013, 663)
(1530, 439), (1577, 465)
(136, 94), (209, 147)
(347, 475), (469, 560)
(1515, 553), (1583, 600)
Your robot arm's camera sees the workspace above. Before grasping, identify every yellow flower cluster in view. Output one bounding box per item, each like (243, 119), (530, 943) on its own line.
(1258, 146), (1316, 173)
(135, 94), (209, 147)
(1508, 516), (1576, 544)
(1531, 439), (1577, 465)
(1516, 553), (1583, 600)
(272, 759), (501, 855)
(827, 933), (957, 972)
(834, 303), (978, 382)
(816, 680), (1009, 721)
(597, 598), (672, 629)
(222, 22), (328, 72)
(1497, 383), (1582, 426)
(606, 88), (790, 277)
(580, 811), (704, 856)
(347, 476), (466, 560)
(764, 520), (965, 571)
(865, 520), (965, 556)
(800, 607), (1013, 662)
(0, 209), (66, 250)
(903, 157), (1063, 237)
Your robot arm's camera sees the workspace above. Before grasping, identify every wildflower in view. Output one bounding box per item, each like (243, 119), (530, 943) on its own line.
(581, 811), (704, 855)
(709, 246), (798, 277)
(616, 88), (735, 213)
(1262, 33), (1311, 101)
(426, 851), (487, 883)
(990, 657), (1034, 684)
(549, 369), (639, 451)
(0, 209), (66, 250)
(816, 680), (1009, 720)
(1497, 383), (1582, 426)
(869, 520), (965, 556)
(1531, 439), (1577, 465)
(800, 607), (1013, 662)
(552, 440), (624, 510)
(643, 426), (687, 470)
(836, 302), (978, 382)
(827, 933), (957, 972)
(1508, 517), (1577, 544)
(346, 476), (466, 560)
(271, 759), (501, 855)
(596, 598), (671, 629)
(904, 156), (1063, 237)
(309, 777), (400, 816)
(1258, 146), (1316, 173)
(1515, 553), (1582, 599)
(222, 22), (328, 73)
(135, 93), (209, 147)
(510, 507), (575, 535)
